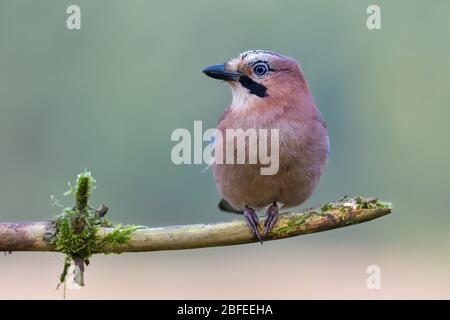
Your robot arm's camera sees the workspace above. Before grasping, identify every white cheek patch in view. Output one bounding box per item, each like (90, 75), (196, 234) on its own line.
(226, 52), (274, 111)
(230, 84), (257, 111)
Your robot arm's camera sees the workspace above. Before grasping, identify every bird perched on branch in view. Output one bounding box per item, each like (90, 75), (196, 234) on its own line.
(203, 50), (329, 243)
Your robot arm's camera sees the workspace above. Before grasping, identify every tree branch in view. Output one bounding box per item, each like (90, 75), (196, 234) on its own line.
(0, 199), (391, 253)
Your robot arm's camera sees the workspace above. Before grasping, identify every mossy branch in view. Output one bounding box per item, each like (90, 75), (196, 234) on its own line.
(0, 198), (391, 253)
(0, 171), (392, 287)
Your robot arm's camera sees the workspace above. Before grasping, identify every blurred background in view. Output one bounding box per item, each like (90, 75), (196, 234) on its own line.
(0, 0), (449, 299)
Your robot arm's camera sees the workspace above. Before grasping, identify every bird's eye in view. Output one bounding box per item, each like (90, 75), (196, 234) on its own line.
(252, 63), (269, 76)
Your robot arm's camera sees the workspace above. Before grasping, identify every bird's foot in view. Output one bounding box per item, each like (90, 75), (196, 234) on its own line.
(263, 202), (279, 237)
(243, 206), (263, 244)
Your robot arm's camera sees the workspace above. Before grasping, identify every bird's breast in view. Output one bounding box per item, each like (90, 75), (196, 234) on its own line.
(213, 110), (329, 210)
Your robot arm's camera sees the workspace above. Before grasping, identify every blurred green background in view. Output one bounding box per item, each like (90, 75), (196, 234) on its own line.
(1, 0), (449, 299)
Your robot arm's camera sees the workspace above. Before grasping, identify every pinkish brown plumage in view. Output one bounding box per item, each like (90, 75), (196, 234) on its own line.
(203, 50), (329, 242)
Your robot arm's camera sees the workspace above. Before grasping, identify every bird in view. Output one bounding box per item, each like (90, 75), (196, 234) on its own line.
(202, 50), (329, 243)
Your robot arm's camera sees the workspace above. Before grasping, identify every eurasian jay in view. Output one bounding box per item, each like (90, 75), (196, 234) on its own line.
(203, 50), (329, 243)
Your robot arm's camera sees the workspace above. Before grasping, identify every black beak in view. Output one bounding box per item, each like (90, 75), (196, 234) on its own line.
(202, 64), (240, 81)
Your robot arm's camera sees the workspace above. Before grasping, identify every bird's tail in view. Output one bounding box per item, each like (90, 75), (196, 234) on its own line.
(218, 198), (243, 214)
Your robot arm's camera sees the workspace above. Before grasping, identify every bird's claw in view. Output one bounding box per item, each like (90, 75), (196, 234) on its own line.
(243, 206), (263, 244)
(263, 202), (279, 237)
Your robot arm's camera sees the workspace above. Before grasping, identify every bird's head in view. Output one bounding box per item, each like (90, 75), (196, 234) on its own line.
(203, 50), (309, 112)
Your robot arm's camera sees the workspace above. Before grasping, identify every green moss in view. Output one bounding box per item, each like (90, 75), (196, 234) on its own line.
(273, 213), (309, 236)
(75, 172), (95, 210)
(58, 257), (72, 286)
(272, 196), (392, 237)
(50, 171), (138, 287)
(354, 196), (392, 209)
(321, 202), (337, 212)
(53, 213), (98, 260)
(103, 224), (140, 250)
(321, 196), (393, 212)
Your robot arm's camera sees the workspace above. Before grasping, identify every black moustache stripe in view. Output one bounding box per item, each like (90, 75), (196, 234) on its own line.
(238, 75), (268, 98)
